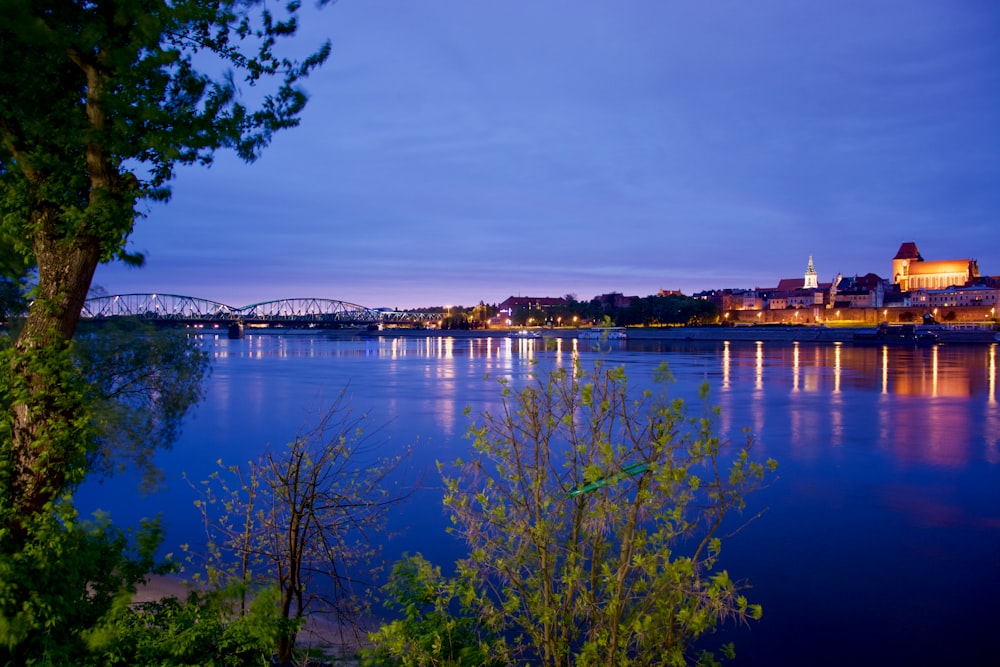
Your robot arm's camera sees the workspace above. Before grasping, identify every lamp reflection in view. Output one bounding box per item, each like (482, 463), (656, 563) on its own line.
(932, 345), (939, 397)
(792, 342), (800, 392)
(881, 346), (888, 394)
(755, 341), (763, 391)
(752, 341), (765, 438)
(990, 344), (996, 404)
(833, 342), (841, 395)
(722, 341), (730, 391)
(830, 343), (843, 446)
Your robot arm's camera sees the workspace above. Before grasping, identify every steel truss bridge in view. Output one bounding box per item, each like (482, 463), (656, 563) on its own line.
(81, 294), (439, 327)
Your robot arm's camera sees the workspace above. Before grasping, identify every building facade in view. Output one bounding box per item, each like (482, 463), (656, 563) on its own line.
(909, 286), (1000, 309)
(892, 242), (979, 291)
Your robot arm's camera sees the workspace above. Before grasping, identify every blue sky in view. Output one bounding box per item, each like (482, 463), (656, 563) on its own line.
(93, 0), (1000, 310)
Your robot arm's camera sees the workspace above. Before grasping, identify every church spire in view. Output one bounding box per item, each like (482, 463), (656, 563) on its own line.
(804, 254), (818, 289)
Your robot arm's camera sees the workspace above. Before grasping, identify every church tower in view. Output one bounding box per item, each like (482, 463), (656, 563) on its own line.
(804, 255), (818, 290)
(892, 241), (923, 290)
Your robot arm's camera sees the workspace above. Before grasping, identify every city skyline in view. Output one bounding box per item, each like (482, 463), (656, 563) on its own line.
(92, 1), (1000, 310)
(85, 242), (987, 311)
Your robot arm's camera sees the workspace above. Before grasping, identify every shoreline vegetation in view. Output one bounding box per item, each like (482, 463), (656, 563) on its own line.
(133, 575), (363, 661)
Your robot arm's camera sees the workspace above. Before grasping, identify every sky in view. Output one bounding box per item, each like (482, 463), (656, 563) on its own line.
(92, 0), (1000, 310)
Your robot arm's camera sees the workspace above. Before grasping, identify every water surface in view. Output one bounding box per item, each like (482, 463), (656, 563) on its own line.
(79, 332), (1000, 666)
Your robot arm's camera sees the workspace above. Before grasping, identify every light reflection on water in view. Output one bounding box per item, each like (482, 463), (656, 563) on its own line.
(77, 333), (1000, 666)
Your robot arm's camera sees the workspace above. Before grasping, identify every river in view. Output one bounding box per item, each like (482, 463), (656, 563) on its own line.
(78, 330), (1000, 666)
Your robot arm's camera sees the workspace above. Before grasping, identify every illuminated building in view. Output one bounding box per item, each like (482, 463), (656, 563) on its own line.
(892, 241), (979, 292)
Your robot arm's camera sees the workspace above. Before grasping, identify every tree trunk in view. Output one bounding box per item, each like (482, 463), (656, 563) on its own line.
(5, 48), (125, 535)
(6, 210), (101, 534)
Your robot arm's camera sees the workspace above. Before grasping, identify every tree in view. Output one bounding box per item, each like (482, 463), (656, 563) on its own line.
(0, 319), (209, 662)
(438, 360), (775, 666)
(192, 393), (411, 664)
(74, 319), (210, 490)
(86, 586), (284, 667)
(363, 554), (501, 667)
(618, 294), (720, 327)
(0, 0), (330, 529)
(0, 3), (329, 659)
(0, 510), (171, 665)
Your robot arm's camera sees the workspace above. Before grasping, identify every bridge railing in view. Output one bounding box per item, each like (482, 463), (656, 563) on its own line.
(81, 294), (441, 326)
(82, 294), (240, 320)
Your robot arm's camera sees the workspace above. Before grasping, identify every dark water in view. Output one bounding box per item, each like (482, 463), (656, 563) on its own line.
(79, 332), (1000, 666)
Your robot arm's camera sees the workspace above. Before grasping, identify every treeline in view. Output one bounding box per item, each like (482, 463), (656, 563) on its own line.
(433, 293), (720, 329)
(613, 294), (719, 327)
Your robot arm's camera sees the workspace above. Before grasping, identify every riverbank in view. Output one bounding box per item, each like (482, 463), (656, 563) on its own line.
(619, 325), (854, 343)
(372, 324), (997, 344)
(626, 324), (999, 344)
(373, 324), (849, 342)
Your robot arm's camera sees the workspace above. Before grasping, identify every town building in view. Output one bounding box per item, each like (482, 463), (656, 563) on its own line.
(594, 292), (637, 309)
(692, 289), (750, 312)
(892, 242), (979, 291)
(909, 285), (1000, 309)
(769, 255), (831, 309)
(832, 273), (888, 309)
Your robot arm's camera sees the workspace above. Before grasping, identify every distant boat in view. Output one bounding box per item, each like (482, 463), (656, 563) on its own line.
(853, 323), (937, 346)
(921, 323), (998, 344)
(508, 329), (541, 339)
(578, 327), (628, 340)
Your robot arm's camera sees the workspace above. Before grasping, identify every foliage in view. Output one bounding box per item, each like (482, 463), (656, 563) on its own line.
(438, 360), (775, 667)
(0, 0), (331, 279)
(0, 0), (331, 530)
(0, 508), (170, 666)
(0, 342), (95, 526)
(0, 2), (327, 658)
(0, 276), (27, 324)
(87, 586), (283, 667)
(191, 391), (411, 663)
(510, 305), (548, 328)
(363, 554), (500, 667)
(74, 320), (210, 490)
(0, 325), (206, 664)
(618, 294), (720, 326)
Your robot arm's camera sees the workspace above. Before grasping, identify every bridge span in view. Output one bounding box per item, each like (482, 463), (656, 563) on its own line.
(81, 294), (440, 327)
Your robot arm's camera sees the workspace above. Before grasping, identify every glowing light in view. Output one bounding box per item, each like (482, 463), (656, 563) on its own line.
(722, 341), (730, 390)
(755, 341), (763, 390)
(833, 342), (841, 394)
(792, 342), (799, 392)
(990, 345), (996, 404)
(882, 346), (888, 394)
